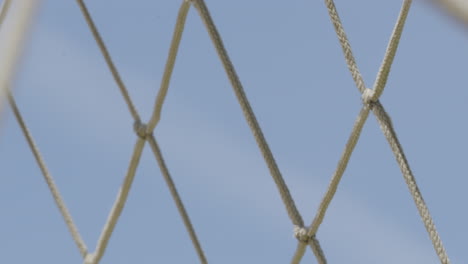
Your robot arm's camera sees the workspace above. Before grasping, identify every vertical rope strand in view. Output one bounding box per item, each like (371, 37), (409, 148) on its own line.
(7, 92), (88, 257)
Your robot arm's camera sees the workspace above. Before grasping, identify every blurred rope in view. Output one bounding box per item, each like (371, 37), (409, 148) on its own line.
(432, 0), (468, 25)
(0, 0), (40, 124)
(0, 0), (12, 27)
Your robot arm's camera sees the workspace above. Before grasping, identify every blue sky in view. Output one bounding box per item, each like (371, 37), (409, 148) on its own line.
(1, 0), (467, 263)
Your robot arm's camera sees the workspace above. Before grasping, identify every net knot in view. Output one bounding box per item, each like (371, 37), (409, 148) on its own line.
(294, 225), (311, 243)
(133, 120), (149, 139)
(362, 88), (376, 105)
(84, 253), (95, 264)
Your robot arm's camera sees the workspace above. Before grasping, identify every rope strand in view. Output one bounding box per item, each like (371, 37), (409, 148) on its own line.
(7, 92), (88, 257)
(192, 0), (304, 228)
(148, 135), (208, 264)
(75, 0), (141, 123)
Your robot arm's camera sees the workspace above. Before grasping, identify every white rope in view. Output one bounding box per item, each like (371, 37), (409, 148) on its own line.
(305, 1), (413, 240)
(7, 92), (88, 257)
(291, 0), (450, 263)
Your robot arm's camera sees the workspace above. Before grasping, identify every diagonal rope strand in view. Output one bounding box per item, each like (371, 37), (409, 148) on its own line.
(372, 102), (450, 263)
(291, 242), (308, 264)
(291, 106), (371, 264)
(7, 92), (88, 257)
(309, 236), (327, 264)
(147, 0), (191, 132)
(324, 0), (366, 93)
(308, 106), (371, 236)
(191, 0), (304, 228)
(148, 135), (208, 264)
(371, 0), (412, 100)
(90, 138), (146, 264)
(75, 0), (141, 123)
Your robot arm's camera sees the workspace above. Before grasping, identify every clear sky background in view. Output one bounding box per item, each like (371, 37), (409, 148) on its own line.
(1, 0), (467, 263)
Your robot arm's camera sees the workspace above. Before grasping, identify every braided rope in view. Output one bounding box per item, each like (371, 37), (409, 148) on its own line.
(291, 0), (450, 263)
(191, 0), (304, 229)
(324, 0), (366, 94)
(192, 1), (328, 262)
(307, 0), (413, 239)
(373, 102), (450, 263)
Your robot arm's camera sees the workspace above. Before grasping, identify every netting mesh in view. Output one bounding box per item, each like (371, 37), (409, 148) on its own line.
(2, 0), (464, 263)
